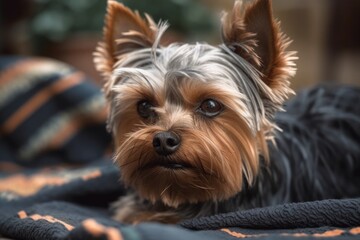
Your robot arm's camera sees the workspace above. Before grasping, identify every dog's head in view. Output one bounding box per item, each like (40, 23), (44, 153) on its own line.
(94, 0), (296, 207)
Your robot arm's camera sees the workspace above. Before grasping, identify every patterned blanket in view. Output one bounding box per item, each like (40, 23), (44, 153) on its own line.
(0, 57), (359, 240)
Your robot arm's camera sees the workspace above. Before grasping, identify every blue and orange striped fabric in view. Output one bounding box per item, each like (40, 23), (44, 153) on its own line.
(0, 57), (112, 165)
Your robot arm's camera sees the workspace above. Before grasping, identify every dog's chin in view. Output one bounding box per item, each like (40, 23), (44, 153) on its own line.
(120, 157), (226, 207)
(117, 140), (247, 207)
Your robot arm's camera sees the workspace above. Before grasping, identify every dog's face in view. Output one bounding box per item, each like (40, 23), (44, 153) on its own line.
(95, 0), (296, 207)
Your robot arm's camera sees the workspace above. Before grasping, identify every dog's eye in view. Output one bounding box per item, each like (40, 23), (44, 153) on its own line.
(198, 99), (223, 117)
(137, 100), (156, 119)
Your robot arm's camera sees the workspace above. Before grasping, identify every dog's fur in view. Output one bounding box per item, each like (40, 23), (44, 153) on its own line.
(94, 0), (360, 223)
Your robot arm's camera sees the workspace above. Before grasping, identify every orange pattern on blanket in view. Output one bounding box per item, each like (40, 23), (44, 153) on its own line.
(221, 228), (267, 238)
(221, 228), (247, 238)
(350, 227), (360, 235)
(0, 59), (43, 86)
(0, 174), (66, 196)
(0, 168), (102, 196)
(2, 72), (84, 133)
(18, 210), (74, 231)
(81, 170), (102, 180)
(313, 229), (344, 237)
(282, 233), (308, 237)
(46, 106), (108, 150)
(221, 228), (350, 238)
(83, 219), (123, 240)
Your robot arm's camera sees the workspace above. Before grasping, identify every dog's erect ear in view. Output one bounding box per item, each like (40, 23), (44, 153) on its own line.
(94, 0), (157, 85)
(222, 0), (296, 99)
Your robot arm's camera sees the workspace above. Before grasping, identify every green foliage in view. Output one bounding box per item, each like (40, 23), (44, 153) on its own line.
(31, 0), (107, 41)
(30, 0), (216, 43)
(120, 0), (216, 37)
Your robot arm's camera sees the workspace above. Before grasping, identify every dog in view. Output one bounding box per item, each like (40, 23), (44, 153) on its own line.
(94, 0), (360, 223)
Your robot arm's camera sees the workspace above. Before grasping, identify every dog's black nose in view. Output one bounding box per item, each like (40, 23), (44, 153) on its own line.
(153, 131), (181, 156)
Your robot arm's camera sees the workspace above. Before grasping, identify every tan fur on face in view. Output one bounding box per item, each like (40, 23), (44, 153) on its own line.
(113, 80), (261, 207)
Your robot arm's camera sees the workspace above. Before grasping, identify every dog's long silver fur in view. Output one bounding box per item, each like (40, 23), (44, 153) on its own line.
(108, 24), (277, 137)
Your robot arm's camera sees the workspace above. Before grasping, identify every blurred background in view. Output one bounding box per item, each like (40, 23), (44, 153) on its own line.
(1, 0), (359, 90)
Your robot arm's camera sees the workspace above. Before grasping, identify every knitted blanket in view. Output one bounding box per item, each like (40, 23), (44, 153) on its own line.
(0, 57), (359, 240)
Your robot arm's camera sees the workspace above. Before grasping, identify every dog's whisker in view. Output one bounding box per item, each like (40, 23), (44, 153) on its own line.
(160, 185), (172, 197)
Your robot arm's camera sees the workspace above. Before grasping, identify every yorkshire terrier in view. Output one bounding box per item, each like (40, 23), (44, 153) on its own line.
(94, 0), (360, 223)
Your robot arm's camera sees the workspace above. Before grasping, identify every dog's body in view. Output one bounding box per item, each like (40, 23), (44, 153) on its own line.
(94, 0), (360, 223)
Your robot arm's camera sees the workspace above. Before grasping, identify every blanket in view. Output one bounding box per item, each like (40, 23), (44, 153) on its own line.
(0, 57), (359, 240)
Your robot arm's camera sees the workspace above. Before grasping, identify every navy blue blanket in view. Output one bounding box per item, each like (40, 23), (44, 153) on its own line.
(0, 57), (359, 240)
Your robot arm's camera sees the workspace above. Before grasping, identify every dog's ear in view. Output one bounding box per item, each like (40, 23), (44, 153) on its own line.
(222, 0), (296, 99)
(94, 0), (157, 87)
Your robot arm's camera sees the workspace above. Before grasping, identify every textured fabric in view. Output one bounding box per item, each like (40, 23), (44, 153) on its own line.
(0, 57), (111, 165)
(0, 165), (359, 240)
(0, 57), (359, 239)
(181, 198), (360, 229)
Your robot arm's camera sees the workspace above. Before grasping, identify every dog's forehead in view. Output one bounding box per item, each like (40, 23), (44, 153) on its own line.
(111, 42), (264, 113)
(117, 43), (242, 89)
